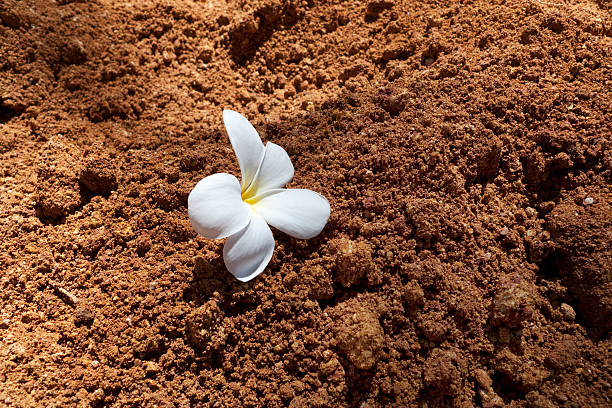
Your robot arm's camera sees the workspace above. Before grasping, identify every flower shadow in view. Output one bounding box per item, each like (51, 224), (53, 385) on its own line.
(182, 253), (260, 316)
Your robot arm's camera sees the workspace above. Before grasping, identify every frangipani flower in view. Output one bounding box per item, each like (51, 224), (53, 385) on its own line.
(188, 110), (330, 282)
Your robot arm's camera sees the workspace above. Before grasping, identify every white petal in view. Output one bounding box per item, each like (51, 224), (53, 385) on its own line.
(188, 173), (251, 239)
(223, 110), (265, 191)
(252, 189), (330, 239)
(243, 142), (294, 199)
(223, 213), (275, 282)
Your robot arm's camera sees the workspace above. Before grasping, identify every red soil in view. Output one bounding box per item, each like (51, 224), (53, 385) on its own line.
(1, 0), (611, 406)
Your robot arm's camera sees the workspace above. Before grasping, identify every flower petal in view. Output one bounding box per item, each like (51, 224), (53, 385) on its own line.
(243, 142), (294, 199)
(223, 109), (265, 191)
(188, 173), (251, 239)
(252, 189), (330, 239)
(223, 213), (275, 282)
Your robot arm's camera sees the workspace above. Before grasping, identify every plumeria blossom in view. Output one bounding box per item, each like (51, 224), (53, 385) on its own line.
(188, 110), (330, 282)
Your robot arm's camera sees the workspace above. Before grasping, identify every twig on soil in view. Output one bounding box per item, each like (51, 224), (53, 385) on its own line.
(48, 280), (80, 306)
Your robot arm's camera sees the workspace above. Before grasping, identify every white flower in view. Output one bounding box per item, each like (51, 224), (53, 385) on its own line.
(188, 110), (330, 282)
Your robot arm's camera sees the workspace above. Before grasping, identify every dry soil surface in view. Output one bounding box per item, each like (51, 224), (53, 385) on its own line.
(1, 0), (611, 407)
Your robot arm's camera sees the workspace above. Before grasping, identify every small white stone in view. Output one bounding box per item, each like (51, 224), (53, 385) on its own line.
(583, 197), (594, 205)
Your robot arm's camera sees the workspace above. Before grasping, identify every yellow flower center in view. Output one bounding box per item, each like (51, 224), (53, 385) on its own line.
(241, 181), (259, 205)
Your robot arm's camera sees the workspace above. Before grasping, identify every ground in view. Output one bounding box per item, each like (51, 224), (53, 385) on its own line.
(0, 0), (611, 407)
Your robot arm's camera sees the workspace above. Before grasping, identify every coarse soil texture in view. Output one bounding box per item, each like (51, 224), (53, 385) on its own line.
(1, 0), (611, 407)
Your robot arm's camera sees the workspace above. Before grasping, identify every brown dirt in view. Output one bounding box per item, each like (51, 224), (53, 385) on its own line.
(1, 0), (611, 406)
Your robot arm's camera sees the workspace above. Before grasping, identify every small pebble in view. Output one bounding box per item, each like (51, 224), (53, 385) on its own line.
(560, 303), (576, 321)
(583, 197), (594, 205)
(91, 360), (100, 368)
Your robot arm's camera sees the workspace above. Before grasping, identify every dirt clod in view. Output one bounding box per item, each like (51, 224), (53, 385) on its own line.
(185, 298), (224, 351)
(328, 299), (384, 370)
(365, 1), (393, 21)
(34, 137), (83, 219)
(491, 275), (536, 328)
(80, 153), (118, 196)
(329, 237), (374, 288)
(403, 281), (425, 309)
(423, 348), (467, 396)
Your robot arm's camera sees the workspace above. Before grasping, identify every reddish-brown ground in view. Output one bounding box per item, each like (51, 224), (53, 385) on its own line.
(1, 0), (611, 407)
